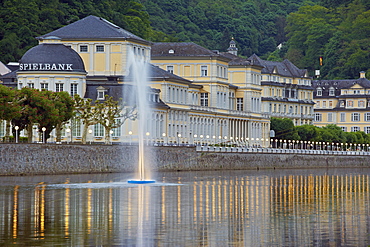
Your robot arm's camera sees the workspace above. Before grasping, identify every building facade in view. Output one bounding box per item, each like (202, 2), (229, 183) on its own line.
(1, 15), (314, 146)
(313, 71), (370, 133)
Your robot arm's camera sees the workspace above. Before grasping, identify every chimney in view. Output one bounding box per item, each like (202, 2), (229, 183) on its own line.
(360, 71), (366, 78)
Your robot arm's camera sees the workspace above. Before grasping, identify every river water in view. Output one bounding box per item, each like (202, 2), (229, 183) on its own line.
(0, 168), (369, 246)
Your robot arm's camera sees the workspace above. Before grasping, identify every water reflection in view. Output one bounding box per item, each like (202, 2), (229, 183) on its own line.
(0, 169), (369, 246)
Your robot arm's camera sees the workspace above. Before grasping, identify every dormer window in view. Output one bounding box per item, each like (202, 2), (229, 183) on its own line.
(317, 87), (322, 96)
(169, 49), (174, 54)
(97, 86), (107, 100)
(329, 87), (335, 96)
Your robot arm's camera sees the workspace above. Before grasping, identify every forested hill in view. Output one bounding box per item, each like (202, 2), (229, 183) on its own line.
(140, 0), (317, 58)
(1, 0), (370, 80)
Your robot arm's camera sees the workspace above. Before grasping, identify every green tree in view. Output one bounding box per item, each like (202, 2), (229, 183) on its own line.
(270, 117), (299, 140)
(74, 94), (100, 144)
(96, 95), (137, 145)
(0, 85), (22, 142)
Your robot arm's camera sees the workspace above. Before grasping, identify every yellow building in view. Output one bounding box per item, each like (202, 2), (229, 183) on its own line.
(1, 16), (314, 146)
(313, 71), (370, 133)
(151, 42), (271, 146)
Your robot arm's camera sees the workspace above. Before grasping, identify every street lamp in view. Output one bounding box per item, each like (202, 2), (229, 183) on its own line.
(88, 129), (93, 144)
(66, 128), (71, 144)
(42, 127), (46, 143)
(162, 133), (166, 145)
(14, 126), (19, 143)
(146, 132), (150, 145)
(177, 133), (181, 145)
(128, 131), (132, 145)
(200, 135), (204, 146)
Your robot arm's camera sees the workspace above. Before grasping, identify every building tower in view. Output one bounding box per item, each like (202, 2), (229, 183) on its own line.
(227, 37), (238, 56)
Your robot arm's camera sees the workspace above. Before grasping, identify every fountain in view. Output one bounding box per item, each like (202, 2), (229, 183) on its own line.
(126, 49), (155, 184)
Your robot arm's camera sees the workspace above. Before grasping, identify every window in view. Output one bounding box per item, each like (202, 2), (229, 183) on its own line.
(0, 121), (4, 136)
(71, 84), (78, 96)
(200, 93), (208, 106)
(329, 101), (333, 108)
(365, 127), (370, 134)
(340, 113), (346, 122)
(236, 98), (243, 111)
(112, 119), (121, 137)
(201, 66), (208, 77)
(329, 87), (335, 96)
(341, 126), (347, 132)
(316, 101), (320, 108)
(98, 91), (105, 100)
(56, 83), (64, 92)
(358, 100), (365, 107)
(366, 113), (370, 121)
(351, 126), (360, 132)
(351, 113), (360, 122)
(354, 90), (360, 94)
(72, 118), (81, 137)
(315, 113), (322, 122)
(27, 83), (34, 88)
(327, 113), (333, 122)
(316, 88), (322, 96)
(96, 45), (104, 52)
(41, 83), (48, 90)
(94, 123), (104, 137)
(347, 100), (353, 107)
(323, 101), (327, 108)
(167, 65), (174, 74)
(80, 45), (88, 52)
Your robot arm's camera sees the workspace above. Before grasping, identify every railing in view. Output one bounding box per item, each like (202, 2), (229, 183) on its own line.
(195, 146), (370, 155)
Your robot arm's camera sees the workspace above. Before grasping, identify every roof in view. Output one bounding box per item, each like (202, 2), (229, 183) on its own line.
(19, 43), (86, 73)
(313, 78), (370, 89)
(0, 61), (11, 75)
(247, 54), (308, 78)
(151, 42), (231, 61)
(220, 52), (254, 66)
(37, 15), (149, 45)
(84, 82), (169, 109)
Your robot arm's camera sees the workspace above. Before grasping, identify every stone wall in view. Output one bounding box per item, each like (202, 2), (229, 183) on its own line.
(0, 144), (369, 176)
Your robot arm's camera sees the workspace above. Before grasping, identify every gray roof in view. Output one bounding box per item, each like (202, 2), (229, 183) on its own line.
(151, 42), (230, 60)
(19, 43), (85, 73)
(37, 15), (149, 44)
(220, 52), (254, 66)
(247, 54), (308, 78)
(312, 78), (370, 98)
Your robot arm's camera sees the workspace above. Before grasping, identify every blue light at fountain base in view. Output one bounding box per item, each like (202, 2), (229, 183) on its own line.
(128, 180), (156, 184)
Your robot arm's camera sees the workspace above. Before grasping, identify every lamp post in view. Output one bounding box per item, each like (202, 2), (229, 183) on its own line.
(15, 126), (19, 143)
(128, 131), (132, 145)
(194, 134), (198, 145)
(162, 133), (166, 145)
(88, 129), (93, 144)
(110, 130), (114, 144)
(213, 135), (216, 145)
(177, 133), (181, 146)
(66, 128), (71, 144)
(224, 136), (227, 147)
(200, 135), (204, 146)
(146, 132), (150, 145)
(41, 127), (46, 143)
(206, 135), (210, 146)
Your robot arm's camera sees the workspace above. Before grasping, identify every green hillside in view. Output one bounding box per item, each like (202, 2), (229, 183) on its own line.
(1, 0), (370, 79)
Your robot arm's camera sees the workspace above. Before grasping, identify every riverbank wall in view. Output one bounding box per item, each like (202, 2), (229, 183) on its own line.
(0, 144), (369, 176)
